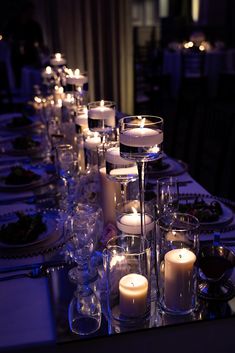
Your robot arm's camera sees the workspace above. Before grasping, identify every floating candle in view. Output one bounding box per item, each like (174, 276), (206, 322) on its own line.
(66, 69), (87, 86)
(120, 127), (163, 147)
(116, 208), (154, 235)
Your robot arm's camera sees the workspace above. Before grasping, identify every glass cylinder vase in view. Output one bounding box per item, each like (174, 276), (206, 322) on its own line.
(156, 213), (200, 315)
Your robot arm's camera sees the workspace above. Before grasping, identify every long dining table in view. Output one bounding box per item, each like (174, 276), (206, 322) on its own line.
(1, 163), (235, 353)
(0, 103), (235, 352)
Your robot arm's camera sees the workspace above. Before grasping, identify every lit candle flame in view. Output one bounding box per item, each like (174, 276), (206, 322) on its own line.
(74, 69), (80, 77)
(131, 207), (138, 214)
(34, 96), (41, 103)
(140, 118), (146, 128)
(100, 100), (104, 107)
(45, 66), (52, 74)
(55, 53), (62, 61)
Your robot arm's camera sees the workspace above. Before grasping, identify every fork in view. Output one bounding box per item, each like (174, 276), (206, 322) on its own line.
(0, 265), (60, 282)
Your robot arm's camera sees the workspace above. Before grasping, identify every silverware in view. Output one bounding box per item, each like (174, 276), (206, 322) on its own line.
(0, 260), (67, 275)
(0, 261), (66, 281)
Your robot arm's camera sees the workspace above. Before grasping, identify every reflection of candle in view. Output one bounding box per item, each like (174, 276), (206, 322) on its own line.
(119, 273), (148, 317)
(106, 147), (135, 166)
(66, 69), (87, 86)
(89, 100), (115, 127)
(164, 248), (196, 312)
(120, 128), (163, 147)
(50, 53), (66, 66)
(99, 167), (121, 225)
(84, 133), (101, 150)
(117, 208), (154, 235)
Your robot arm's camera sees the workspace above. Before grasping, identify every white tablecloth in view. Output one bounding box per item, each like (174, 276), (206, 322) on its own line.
(0, 203), (55, 350)
(0, 171), (234, 351)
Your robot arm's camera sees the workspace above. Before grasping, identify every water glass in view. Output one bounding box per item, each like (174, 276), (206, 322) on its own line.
(68, 285), (101, 336)
(156, 177), (179, 218)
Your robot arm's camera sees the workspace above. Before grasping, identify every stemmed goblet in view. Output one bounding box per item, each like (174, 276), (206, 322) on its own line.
(119, 116), (164, 238)
(66, 203), (103, 284)
(56, 144), (77, 212)
(105, 142), (138, 202)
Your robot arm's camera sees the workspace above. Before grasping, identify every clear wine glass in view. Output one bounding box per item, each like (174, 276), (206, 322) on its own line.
(119, 115), (164, 238)
(105, 142), (138, 202)
(68, 284), (101, 336)
(56, 144), (77, 211)
(156, 176), (179, 218)
(66, 203), (103, 284)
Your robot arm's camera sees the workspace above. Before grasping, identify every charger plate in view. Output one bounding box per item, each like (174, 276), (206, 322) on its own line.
(0, 207), (69, 258)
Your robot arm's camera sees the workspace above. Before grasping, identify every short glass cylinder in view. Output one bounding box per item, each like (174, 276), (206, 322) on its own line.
(156, 213), (200, 315)
(103, 235), (151, 324)
(87, 100), (116, 134)
(119, 115), (163, 162)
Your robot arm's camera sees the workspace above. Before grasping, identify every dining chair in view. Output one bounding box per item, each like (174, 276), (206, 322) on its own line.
(180, 50), (207, 100)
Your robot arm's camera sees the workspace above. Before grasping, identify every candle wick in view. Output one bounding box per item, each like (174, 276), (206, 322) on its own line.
(179, 254), (182, 259)
(131, 282), (135, 287)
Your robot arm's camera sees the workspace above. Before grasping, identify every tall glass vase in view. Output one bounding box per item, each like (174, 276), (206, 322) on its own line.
(119, 116), (164, 238)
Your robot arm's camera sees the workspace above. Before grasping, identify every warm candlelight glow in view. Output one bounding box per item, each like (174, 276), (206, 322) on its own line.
(34, 96), (41, 104)
(131, 207), (137, 214)
(45, 66), (52, 74)
(55, 53), (62, 61)
(100, 100), (105, 107)
(119, 273), (148, 317)
(74, 69), (80, 77)
(199, 45), (205, 51)
(140, 118), (146, 128)
(192, 0), (200, 22)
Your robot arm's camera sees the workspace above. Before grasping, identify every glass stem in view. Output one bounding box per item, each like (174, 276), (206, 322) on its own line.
(120, 182), (128, 203)
(137, 161), (146, 238)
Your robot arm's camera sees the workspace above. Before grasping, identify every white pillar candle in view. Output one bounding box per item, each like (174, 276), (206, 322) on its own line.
(75, 108), (88, 129)
(88, 100), (115, 127)
(120, 128), (163, 147)
(50, 53), (66, 66)
(84, 133), (101, 150)
(99, 167), (121, 225)
(119, 273), (148, 317)
(116, 211), (154, 235)
(164, 248), (196, 312)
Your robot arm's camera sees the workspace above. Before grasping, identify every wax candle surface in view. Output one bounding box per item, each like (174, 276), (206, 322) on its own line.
(120, 128), (163, 147)
(66, 69), (87, 86)
(75, 108), (88, 128)
(99, 167), (121, 225)
(106, 147), (135, 166)
(84, 135), (101, 150)
(119, 273), (148, 317)
(164, 248), (196, 312)
(88, 101), (115, 127)
(117, 212), (154, 235)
